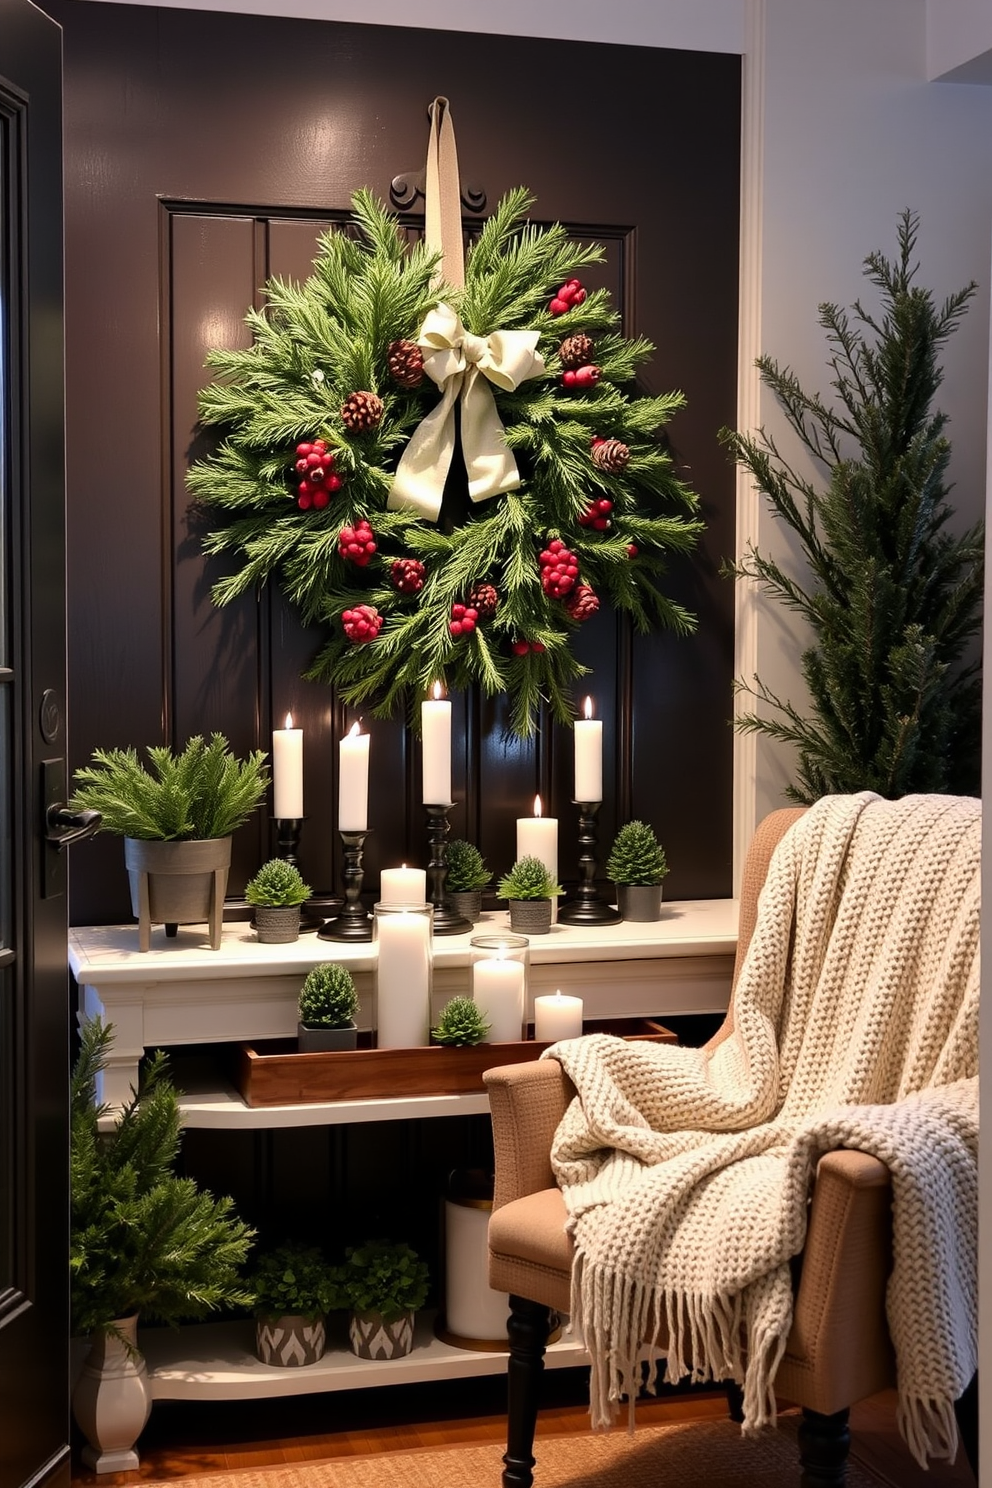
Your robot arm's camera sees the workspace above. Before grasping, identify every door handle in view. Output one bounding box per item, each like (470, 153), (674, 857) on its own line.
(45, 804), (102, 850)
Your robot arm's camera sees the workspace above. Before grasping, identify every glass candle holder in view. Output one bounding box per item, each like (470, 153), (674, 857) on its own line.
(373, 901), (434, 1048)
(470, 933), (529, 1044)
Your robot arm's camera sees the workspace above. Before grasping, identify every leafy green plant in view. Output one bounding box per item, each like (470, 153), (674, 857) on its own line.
(249, 1241), (338, 1322)
(70, 733), (269, 841)
(330, 1240), (430, 1322)
(245, 858), (312, 907)
(431, 996), (491, 1047)
(71, 1018), (254, 1337)
(444, 840), (491, 894)
(298, 963), (359, 1029)
(606, 820), (669, 886)
(497, 855), (562, 901)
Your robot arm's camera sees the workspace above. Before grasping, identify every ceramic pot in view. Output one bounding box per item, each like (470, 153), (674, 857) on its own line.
(297, 1021), (359, 1053)
(72, 1314), (152, 1473)
(616, 883), (664, 923)
(348, 1308), (415, 1360)
(255, 1313), (326, 1366)
(447, 889), (483, 924)
(124, 835), (231, 951)
(254, 904), (302, 943)
(508, 898), (552, 935)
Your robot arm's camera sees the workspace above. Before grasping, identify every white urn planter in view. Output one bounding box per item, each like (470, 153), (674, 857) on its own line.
(72, 1314), (152, 1473)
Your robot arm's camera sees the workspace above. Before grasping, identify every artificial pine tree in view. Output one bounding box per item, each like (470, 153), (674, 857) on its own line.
(723, 211), (983, 801)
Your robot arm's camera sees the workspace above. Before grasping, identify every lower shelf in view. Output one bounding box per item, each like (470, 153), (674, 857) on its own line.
(141, 1312), (589, 1401)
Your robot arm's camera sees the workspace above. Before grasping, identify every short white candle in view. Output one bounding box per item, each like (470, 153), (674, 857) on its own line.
(376, 910), (432, 1047)
(338, 722), (370, 832)
(534, 990), (583, 1042)
(272, 713), (303, 820)
(472, 955), (525, 1043)
(574, 696), (603, 803)
(379, 865), (427, 905)
(516, 795), (558, 884)
(422, 683), (452, 806)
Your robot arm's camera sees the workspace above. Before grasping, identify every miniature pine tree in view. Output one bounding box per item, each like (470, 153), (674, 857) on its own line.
(444, 839), (491, 893)
(431, 996), (491, 1046)
(723, 211), (983, 802)
(298, 964), (359, 1028)
(606, 820), (668, 886)
(497, 855), (562, 901)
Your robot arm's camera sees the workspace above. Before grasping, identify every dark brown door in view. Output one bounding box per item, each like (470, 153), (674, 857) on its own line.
(0, 3), (70, 1486)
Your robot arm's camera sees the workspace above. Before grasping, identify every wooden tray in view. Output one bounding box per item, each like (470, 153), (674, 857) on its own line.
(234, 1018), (676, 1106)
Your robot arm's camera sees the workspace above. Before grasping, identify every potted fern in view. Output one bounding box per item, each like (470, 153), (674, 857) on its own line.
(70, 733), (269, 950)
(245, 857), (312, 944)
(606, 820), (669, 922)
(331, 1239), (430, 1360)
(297, 962), (360, 1052)
(444, 839), (491, 924)
(497, 855), (563, 935)
(249, 1240), (338, 1366)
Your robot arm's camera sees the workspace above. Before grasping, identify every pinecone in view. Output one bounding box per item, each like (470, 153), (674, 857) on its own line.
(341, 390), (384, 433)
(559, 333), (594, 369)
(565, 584), (600, 622)
(467, 582), (499, 621)
(591, 437), (630, 474)
(387, 339), (425, 389)
(391, 557), (426, 594)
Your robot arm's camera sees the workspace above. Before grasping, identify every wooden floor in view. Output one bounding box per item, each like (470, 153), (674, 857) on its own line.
(70, 1370), (977, 1488)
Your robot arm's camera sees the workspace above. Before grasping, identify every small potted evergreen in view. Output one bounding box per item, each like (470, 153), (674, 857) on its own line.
(497, 855), (563, 935)
(331, 1239), (430, 1360)
(245, 857), (312, 944)
(297, 962), (360, 1052)
(249, 1240), (338, 1367)
(444, 839), (491, 924)
(606, 819), (669, 922)
(431, 996), (491, 1047)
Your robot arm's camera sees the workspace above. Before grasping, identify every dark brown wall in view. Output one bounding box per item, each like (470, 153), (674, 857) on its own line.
(48, 2), (740, 924)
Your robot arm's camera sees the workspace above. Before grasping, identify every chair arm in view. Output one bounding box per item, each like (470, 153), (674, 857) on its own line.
(484, 1058), (575, 1210)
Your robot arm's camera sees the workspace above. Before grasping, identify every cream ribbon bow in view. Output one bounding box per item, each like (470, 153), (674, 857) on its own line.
(388, 303), (545, 521)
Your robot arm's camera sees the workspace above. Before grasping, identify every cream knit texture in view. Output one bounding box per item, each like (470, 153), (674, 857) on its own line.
(547, 792), (979, 1466)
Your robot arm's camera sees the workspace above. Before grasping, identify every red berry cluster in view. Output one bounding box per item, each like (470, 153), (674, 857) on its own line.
(579, 497), (613, 531)
(539, 539), (579, 598)
(511, 639), (547, 656)
(549, 279), (587, 316)
(294, 438), (343, 510)
(561, 364), (601, 390)
(449, 603), (479, 638)
(341, 604), (382, 642)
(338, 519), (376, 566)
(391, 557), (425, 594)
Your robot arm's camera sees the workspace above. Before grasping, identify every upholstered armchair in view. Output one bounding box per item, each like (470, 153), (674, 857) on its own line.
(485, 804), (979, 1488)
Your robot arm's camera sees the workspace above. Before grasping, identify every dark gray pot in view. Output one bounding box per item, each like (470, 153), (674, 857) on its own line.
(615, 882), (664, 922)
(253, 905), (301, 944)
(124, 836), (231, 951)
(447, 889), (483, 924)
(508, 898), (552, 935)
(297, 1021), (359, 1053)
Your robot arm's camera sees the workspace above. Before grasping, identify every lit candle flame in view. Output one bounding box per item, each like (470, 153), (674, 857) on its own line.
(284, 712), (294, 730)
(533, 795), (542, 818)
(431, 680), (444, 701)
(583, 697), (593, 721)
(348, 720), (361, 738)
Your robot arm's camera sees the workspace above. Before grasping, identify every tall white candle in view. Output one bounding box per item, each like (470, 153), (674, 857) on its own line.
(534, 990), (583, 1042)
(472, 956), (525, 1043)
(422, 683), (452, 806)
(376, 909), (432, 1047)
(379, 865), (427, 905)
(272, 713), (304, 820)
(516, 796), (558, 883)
(338, 722), (370, 831)
(574, 696), (603, 802)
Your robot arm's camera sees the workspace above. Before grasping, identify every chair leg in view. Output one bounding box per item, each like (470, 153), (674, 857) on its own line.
(502, 1295), (553, 1488)
(723, 1379), (745, 1423)
(954, 1372), (978, 1477)
(797, 1406), (851, 1487)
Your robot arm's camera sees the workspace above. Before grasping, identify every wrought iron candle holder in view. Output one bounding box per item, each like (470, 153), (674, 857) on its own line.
(272, 817), (324, 933)
(319, 829), (373, 941)
(424, 804), (473, 935)
(557, 801), (622, 926)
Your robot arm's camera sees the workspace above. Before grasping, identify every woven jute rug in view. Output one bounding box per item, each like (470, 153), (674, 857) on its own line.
(143, 1413), (884, 1488)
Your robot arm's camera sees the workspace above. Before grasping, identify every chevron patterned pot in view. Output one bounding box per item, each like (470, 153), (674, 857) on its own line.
(255, 1313), (326, 1367)
(348, 1308), (415, 1360)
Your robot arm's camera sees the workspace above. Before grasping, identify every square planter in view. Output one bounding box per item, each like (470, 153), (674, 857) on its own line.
(297, 1022), (359, 1054)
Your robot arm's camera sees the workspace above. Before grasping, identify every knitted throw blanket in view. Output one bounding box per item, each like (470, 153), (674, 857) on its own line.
(547, 793), (979, 1466)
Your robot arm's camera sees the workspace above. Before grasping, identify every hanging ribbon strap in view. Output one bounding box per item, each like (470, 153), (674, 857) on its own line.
(388, 99), (545, 520)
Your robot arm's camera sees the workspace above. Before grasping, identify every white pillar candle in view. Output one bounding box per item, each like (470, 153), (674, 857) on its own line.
(375, 909), (432, 1047)
(516, 796), (558, 883)
(422, 683), (452, 806)
(472, 956), (525, 1043)
(338, 722), (370, 831)
(379, 865), (427, 905)
(534, 990), (583, 1042)
(272, 713), (304, 819)
(574, 696), (603, 803)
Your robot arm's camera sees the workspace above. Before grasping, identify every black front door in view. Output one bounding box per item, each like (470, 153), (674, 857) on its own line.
(0, 4), (69, 1486)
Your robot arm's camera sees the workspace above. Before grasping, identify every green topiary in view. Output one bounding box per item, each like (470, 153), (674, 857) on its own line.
(431, 996), (491, 1046)
(330, 1239), (430, 1322)
(245, 857), (312, 906)
(497, 855), (563, 901)
(248, 1240), (338, 1322)
(444, 839), (491, 893)
(606, 820), (669, 886)
(298, 963), (359, 1029)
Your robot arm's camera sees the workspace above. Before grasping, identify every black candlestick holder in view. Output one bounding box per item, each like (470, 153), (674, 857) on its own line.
(557, 801), (622, 926)
(424, 803), (473, 935)
(319, 829), (373, 941)
(273, 817), (324, 933)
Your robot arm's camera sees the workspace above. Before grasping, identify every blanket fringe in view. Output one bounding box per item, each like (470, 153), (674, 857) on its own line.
(897, 1392), (960, 1469)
